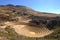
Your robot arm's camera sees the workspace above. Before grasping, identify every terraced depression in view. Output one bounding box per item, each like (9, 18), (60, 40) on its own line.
(12, 25), (53, 37)
(3, 21), (54, 37)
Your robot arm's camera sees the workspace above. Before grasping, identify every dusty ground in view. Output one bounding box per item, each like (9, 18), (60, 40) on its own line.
(2, 21), (54, 37)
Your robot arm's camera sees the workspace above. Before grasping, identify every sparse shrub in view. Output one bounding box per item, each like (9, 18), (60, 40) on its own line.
(47, 19), (57, 30)
(12, 10), (16, 12)
(39, 19), (47, 24)
(29, 20), (40, 26)
(5, 26), (14, 33)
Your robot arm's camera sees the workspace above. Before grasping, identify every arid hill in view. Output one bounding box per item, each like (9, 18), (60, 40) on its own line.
(0, 4), (60, 40)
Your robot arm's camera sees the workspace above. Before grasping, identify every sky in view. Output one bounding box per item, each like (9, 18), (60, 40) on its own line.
(0, 0), (60, 14)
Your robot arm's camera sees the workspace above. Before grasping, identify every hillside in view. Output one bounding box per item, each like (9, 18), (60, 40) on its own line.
(0, 4), (60, 40)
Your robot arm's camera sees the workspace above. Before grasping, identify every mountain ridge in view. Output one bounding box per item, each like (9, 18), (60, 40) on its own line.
(0, 4), (60, 17)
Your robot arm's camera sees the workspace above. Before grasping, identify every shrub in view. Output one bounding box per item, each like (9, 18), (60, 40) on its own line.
(47, 19), (57, 30)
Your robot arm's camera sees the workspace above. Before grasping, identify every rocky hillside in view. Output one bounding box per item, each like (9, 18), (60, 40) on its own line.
(0, 4), (60, 40)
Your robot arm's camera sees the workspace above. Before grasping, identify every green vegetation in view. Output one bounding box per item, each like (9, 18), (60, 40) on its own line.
(42, 28), (60, 40)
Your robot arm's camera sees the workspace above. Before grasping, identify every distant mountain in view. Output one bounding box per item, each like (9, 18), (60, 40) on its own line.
(0, 4), (60, 17)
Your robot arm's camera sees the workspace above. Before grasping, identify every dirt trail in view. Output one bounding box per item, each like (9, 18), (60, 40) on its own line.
(3, 22), (54, 37)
